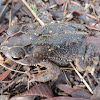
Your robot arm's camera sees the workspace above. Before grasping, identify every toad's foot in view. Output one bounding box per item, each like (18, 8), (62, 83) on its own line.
(29, 61), (61, 82)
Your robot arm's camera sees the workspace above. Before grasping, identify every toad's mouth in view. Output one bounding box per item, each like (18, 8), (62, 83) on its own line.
(10, 56), (44, 66)
(11, 56), (24, 60)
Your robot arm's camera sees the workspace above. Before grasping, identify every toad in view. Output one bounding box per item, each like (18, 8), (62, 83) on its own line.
(0, 22), (99, 82)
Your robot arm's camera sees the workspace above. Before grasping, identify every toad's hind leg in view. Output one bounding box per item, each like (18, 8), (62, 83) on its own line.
(30, 61), (61, 82)
(75, 43), (99, 84)
(75, 43), (99, 72)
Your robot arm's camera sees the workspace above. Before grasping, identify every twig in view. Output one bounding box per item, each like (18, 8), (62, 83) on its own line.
(49, 4), (57, 9)
(0, 62), (27, 74)
(63, 71), (71, 85)
(9, 10), (12, 26)
(63, 0), (69, 17)
(0, 0), (11, 18)
(2, 74), (27, 91)
(21, 0), (45, 27)
(86, 14), (99, 21)
(60, 67), (73, 70)
(70, 62), (93, 94)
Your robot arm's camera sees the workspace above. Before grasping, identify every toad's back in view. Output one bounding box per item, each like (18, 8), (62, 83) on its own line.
(1, 22), (87, 66)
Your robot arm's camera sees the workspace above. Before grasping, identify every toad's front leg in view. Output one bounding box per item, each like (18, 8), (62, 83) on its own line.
(29, 61), (61, 82)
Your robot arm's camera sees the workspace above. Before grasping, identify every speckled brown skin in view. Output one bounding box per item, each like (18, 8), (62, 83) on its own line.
(1, 22), (87, 65)
(1, 22), (99, 82)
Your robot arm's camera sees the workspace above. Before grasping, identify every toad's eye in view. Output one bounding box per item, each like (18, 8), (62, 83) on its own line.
(9, 47), (25, 60)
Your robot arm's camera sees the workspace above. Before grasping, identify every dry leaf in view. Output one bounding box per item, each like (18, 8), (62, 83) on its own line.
(10, 84), (53, 100)
(42, 96), (91, 100)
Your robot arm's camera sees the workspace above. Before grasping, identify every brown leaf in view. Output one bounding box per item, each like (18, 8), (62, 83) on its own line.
(42, 96), (91, 100)
(10, 96), (36, 100)
(85, 22), (100, 30)
(71, 90), (92, 99)
(72, 10), (89, 23)
(72, 10), (83, 16)
(57, 84), (81, 94)
(12, 0), (20, 3)
(10, 83), (53, 100)
(0, 25), (8, 34)
(71, 1), (81, 7)
(0, 64), (17, 82)
(55, 0), (66, 5)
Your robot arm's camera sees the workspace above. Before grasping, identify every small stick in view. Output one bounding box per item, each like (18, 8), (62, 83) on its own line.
(63, 0), (68, 17)
(63, 71), (71, 85)
(0, 0), (11, 18)
(70, 62), (93, 94)
(0, 62), (27, 74)
(21, 0), (45, 27)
